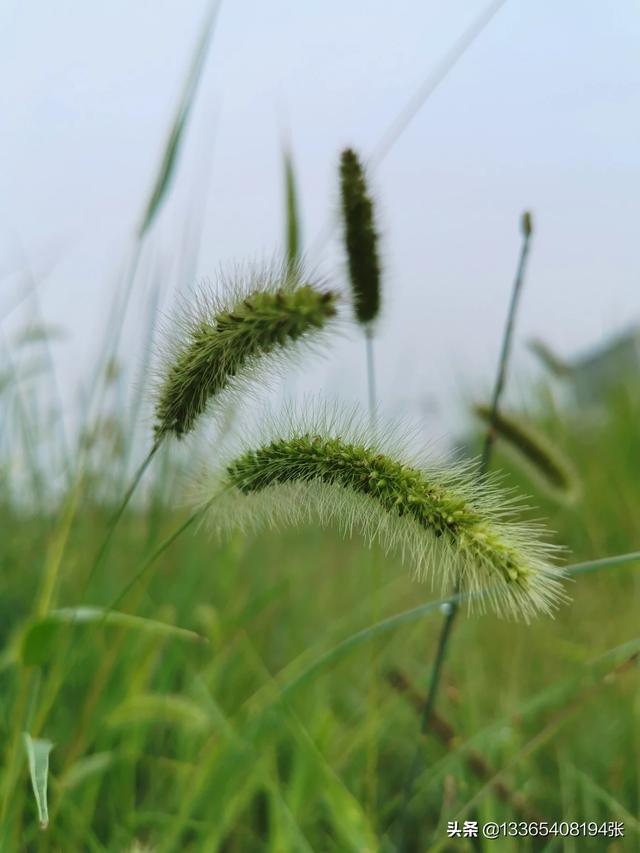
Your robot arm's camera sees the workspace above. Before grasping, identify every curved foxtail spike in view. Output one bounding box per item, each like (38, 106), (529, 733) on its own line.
(473, 403), (580, 502)
(528, 338), (573, 377)
(193, 408), (565, 621)
(339, 149), (381, 327)
(153, 265), (338, 440)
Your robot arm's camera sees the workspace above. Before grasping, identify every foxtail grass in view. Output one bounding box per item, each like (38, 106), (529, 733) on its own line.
(89, 264), (337, 585)
(339, 149), (381, 329)
(193, 410), (563, 620)
(339, 148), (381, 421)
(153, 266), (337, 441)
(529, 337), (573, 377)
(473, 402), (580, 501)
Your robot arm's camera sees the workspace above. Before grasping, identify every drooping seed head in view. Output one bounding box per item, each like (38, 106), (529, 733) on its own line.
(194, 409), (564, 620)
(339, 148), (381, 328)
(528, 338), (573, 378)
(153, 267), (337, 441)
(473, 403), (580, 503)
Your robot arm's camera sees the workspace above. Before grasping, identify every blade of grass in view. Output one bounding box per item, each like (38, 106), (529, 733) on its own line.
(21, 606), (206, 666)
(283, 147), (301, 273)
(397, 211), (534, 842)
(308, 0), (508, 260)
(85, 0), (222, 435)
(138, 0), (222, 237)
(23, 733), (53, 830)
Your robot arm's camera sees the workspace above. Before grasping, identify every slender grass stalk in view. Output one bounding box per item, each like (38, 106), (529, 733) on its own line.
(138, 0), (222, 237)
(368, 0), (509, 167)
(86, 440), (161, 586)
(339, 148), (381, 422)
(104, 505), (207, 616)
(397, 210), (535, 841)
(364, 330), (377, 426)
(85, 0), (221, 435)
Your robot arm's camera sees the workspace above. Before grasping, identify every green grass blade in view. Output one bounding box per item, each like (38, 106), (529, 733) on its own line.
(58, 752), (115, 792)
(21, 607), (207, 666)
(23, 733), (53, 830)
(138, 0), (222, 235)
(284, 148), (301, 272)
(107, 694), (210, 731)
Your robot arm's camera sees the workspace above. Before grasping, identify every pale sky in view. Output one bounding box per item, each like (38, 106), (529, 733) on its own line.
(1, 0), (639, 444)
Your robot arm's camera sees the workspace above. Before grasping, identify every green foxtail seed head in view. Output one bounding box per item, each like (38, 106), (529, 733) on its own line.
(528, 338), (573, 378)
(193, 408), (564, 620)
(154, 267), (337, 440)
(521, 210), (533, 238)
(473, 403), (580, 503)
(339, 148), (381, 328)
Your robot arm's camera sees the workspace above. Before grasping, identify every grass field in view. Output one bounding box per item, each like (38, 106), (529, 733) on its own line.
(1, 344), (638, 851)
(1, 8), (638, 847)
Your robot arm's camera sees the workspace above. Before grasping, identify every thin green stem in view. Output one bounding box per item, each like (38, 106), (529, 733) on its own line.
(365, 329), (377, 426)
(568, 550), (640, 577)
(307, 0), (508, 262)
(83, 440), (161, 595)
(103, 505), (205, 618)
(397, 221), (532, 841)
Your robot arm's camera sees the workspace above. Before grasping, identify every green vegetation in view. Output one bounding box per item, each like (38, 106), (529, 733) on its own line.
(1, 9), (638, 847)
(1, 332), (639, 850)
(217, 428), (561, 618)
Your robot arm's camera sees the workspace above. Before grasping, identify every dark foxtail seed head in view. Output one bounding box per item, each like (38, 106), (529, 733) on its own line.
(154, 280), (337, 440)
(473, 403), (579, 502)
(339, 148), (381, 327)
(521, 211), (533, 238)
(528, 338), (572, 377)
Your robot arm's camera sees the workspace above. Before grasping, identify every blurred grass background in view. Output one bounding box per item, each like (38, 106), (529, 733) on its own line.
(1, 3), (639, 849)
(0, 326), (638, 850)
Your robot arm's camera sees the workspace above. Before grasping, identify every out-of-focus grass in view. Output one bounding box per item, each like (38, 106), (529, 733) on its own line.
(0, 363), (638, 851)
(0, 5), (637, 844)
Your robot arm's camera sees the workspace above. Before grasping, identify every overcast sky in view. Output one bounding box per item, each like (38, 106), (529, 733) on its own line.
(1, 0), (638, 442)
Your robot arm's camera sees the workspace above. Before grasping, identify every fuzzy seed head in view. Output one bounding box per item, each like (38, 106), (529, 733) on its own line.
(154, 273), (337, 440)
(339, 148), (381, 327)
(194, 410), (564, 620)
(474, 403), (580, 502)
(521, 210), (533, 238)
(528, 338), (572, 377)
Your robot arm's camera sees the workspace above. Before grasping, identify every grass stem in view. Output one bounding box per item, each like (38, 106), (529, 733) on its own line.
(396, 214), (533, 841)
(365, 330), (377, 426)
(84, 440), (161, 593)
